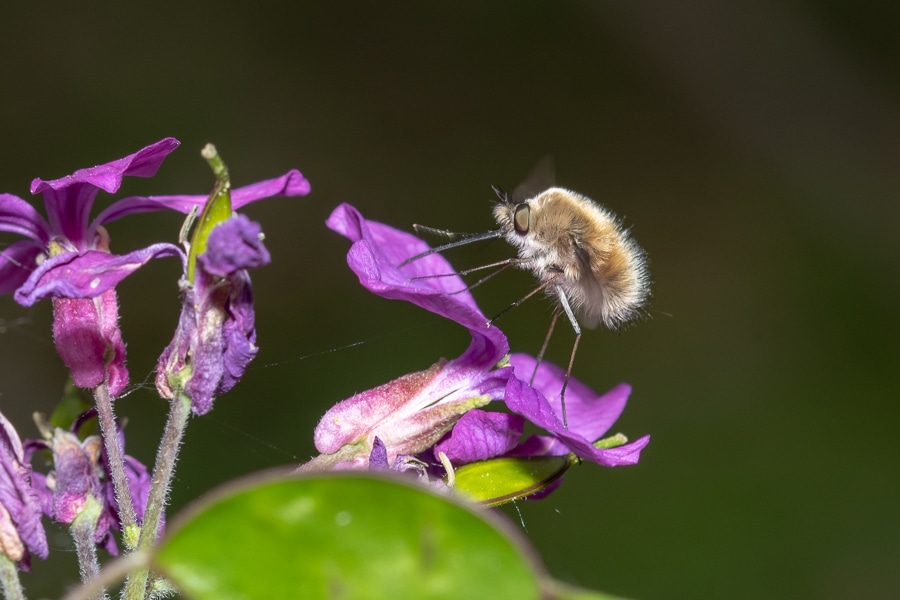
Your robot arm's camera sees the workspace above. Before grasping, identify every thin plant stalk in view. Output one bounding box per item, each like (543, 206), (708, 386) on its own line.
(70, 496), (108, 600)
(0, 554), (25, 600)
(92, 382), (136, 529)
(122, 391), (191, 600)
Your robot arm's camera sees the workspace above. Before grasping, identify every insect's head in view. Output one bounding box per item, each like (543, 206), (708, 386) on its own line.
(492, 184), (531, 236)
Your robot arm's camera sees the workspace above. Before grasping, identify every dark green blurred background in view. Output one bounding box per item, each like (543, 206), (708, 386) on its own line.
(1, 3), (898, 599)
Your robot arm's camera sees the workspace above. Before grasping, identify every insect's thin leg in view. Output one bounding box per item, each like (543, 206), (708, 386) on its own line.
(409, 259), (521, 295)
(398, 229), (503, 267)
(449, 262), (516, 295)
(489, 272), (562, 325)
(531, 308), (561, 387)
(410, 258), (521, 281)
(554, 284), (582, 430)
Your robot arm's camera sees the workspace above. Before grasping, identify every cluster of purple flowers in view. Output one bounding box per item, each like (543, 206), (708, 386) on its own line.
(0, 139), (309, 568)
(0, 139), (647, 576)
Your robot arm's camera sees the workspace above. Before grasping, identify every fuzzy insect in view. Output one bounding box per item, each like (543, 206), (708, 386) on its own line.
(401, 160), (650, 427)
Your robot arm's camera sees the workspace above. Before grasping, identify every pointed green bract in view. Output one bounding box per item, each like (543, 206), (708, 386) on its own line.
(153, 473), (543, 600)
(186, 144), (232, 282)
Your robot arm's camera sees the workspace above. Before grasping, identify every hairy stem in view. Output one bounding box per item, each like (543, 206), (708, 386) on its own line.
(93, 382), (136, 529)
(0, 554), (25, 600)
(70, 496), (108, 600)
(122, 392), (191, 600)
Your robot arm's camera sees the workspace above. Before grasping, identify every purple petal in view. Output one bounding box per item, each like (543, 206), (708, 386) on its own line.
(0, 193), (51, 241)
(0, 413), (48, 562)
(31, 138), (180, 247)
(31, 138), (180, 196)
(315, 363), (445, 454)
(504, 373), (649, 466)
(216, 275), (259, 396)
(0, 241), (44, 295)
(433, 410), (524, 464)
(14, 243), (183, 306)
(182, 327), (226, 417)
(509, 353), (631, 441)
(368, 437), (390, 471)
(506, 434), (559, 457)
(230, 169), (311, 210)
(51, 290), (129, 397)
(198, 215), (270, 276)
(92, 169), (311, 227)
(327, 203), (508, 369)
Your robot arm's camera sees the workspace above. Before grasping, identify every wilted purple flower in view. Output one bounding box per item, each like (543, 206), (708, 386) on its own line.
(0, 138), (310, 396)
(307, 204), (511, 469)
(26, 413), (151, 556)
(0, 412), (47, 569)
(156, 215), (273, 415)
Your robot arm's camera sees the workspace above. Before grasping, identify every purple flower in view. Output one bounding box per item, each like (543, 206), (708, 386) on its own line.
(316, 204), (649, 485)
(0, 412), (47, 569)
(307, 204), (511, 469)
(26, 414), (151, 556)
(0, 138), (310, 395)
(156, 215), (273, 415)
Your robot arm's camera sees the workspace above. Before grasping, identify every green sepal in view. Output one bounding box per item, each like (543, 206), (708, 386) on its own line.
(452, 454), (578, 507)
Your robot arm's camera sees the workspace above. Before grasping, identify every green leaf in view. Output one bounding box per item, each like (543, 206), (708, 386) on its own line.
(153, 472), (544, 600)
(48, 380), (93, 432)
(453, 454), (577, 507)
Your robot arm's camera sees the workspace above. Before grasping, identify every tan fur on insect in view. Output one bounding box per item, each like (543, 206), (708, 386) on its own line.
(493, 187), (649, 330)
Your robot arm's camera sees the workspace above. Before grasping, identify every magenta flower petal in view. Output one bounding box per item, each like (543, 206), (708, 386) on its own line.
(31, 138), (180, 247)
(327, 203), (508, 369)
(509, 354), (632, 441)
(51, 291), (129, 396)
(0, 241), (44, 295)
(14, 243), (183, 306)
(0, 193), (51, 241)
(0, 413), (48, 565)
(433, 410), (524, 464)
(92, 169), (311, 227)
(504, 364), (650, 467)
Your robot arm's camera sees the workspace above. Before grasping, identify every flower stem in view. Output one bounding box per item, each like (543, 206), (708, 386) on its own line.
(70, 496), (108, 600)
(93, 382), (136, 529)
(0, 554), (25, 600)
(122, 391), (191, 600)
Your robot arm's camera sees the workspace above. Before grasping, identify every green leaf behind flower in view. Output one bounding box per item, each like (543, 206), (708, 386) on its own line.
(153, 472), (544, 600)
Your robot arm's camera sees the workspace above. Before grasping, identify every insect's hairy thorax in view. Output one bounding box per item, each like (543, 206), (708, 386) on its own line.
(493, 188), (648, 330)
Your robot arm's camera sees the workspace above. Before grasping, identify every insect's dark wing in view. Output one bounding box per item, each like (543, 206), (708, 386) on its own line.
(511, 155), (556, 203)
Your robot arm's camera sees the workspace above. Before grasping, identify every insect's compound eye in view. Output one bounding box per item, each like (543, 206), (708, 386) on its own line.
(514, 203), (530, 235)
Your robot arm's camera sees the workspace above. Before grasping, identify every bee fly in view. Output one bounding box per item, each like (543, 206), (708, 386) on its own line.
(399, 158), (650, 428)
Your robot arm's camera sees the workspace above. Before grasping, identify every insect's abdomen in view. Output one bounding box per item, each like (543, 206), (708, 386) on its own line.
(546, 191), (649, 330)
